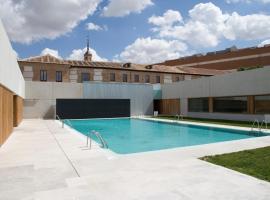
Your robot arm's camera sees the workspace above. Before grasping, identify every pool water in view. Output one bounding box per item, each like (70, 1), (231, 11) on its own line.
(67, 118), (267, 154)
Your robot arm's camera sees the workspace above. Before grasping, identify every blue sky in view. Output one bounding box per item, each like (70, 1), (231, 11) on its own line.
(1, 0), (270, 64)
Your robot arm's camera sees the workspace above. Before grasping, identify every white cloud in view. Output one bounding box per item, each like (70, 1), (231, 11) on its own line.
(115, 37), (189, 64)
(41, 48), (62, 59)
(86, 22), (107, 31)
(148, 10), (182, 27)
(258, 39), (270, 47)
(103, 0), (153, 17)
(0, 0), (101, 43)
(68, 47), (107, 61)
(149, 2), (270, 48)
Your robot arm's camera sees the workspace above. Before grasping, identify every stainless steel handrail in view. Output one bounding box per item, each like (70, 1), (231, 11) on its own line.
(175, 114), (184, 121)
(90, 130), (108, 149)
(260, 120), (268, 130)
(56, 115), (64, 128)
(251, 119), (260, 131)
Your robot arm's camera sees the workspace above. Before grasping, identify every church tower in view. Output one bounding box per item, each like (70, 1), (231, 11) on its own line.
(84, 36), (92, 62)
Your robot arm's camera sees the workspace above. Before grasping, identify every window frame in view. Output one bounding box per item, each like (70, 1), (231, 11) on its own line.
(110, 73), (116, 82)
(56, 71), (62, 82)
(40, 70), (47, 82)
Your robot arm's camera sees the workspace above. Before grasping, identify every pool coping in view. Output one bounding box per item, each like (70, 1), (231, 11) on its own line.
(57, 117), (270, 158)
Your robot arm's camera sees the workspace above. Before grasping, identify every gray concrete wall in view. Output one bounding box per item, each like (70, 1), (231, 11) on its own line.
(162, 67), (270, 121)
(162, 67), (270, 99)
(24, 81), (83, 118)
(0, 20), (25, 97)
(83, 82), (153, 116)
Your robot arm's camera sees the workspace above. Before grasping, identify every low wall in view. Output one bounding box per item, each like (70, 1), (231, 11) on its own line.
(24, 81), (83, 118)
(83, 82), (153, 116)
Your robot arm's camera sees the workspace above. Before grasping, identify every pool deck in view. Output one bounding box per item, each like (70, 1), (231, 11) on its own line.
(0, 119), (270, 200)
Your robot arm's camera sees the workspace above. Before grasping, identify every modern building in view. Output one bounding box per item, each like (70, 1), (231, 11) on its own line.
(18, 45), (227, 84)
(158, 45), (270, 70)
(0, 20), (25, 146)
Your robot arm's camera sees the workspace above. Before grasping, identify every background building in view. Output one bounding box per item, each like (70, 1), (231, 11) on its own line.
(158, 45), (270, 70)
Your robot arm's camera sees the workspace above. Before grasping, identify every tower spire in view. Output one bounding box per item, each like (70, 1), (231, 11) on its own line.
(84, 34), (92, 62)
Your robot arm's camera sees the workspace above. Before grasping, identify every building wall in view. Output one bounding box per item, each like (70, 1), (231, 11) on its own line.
(18, 61), (206, 84)
(161, 46), (270, 70)
(0, 85), (14, 146)
(83, 82), (153, 116)
(19, 62), (70, 82)
(161, 67), (270, 121)
(0, 19), (25, 146)
(24, 81), (83, 118)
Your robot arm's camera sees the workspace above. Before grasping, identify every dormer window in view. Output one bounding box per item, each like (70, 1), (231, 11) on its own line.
(123, 63), (131, 68)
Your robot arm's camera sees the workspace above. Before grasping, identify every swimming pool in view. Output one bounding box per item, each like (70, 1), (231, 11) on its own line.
(67, 118), (268, 154)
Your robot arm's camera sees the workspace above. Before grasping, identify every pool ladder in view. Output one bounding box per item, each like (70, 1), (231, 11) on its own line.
(56, 115), (73, 128)
(86, 130), (108, 149)
(251, 119), (268, 132)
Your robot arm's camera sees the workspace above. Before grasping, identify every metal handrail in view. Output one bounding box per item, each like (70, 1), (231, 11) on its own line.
(65, 119), (73, 128)
(89, 130), (108, 149)
(260, 120), (268, 130)
(175, 114), (184, 121)
(56, 115), (64, 128)
(251, 119), (260, 131)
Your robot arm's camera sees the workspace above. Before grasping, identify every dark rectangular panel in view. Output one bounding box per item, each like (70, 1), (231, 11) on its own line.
(56, 99), (130, 119)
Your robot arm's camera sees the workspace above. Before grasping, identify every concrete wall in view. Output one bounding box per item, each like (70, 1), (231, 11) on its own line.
(83, 82), (153, 116)
(162, 66), (270, 99)
(162, 67), (270, 121)
(0, 20), (25, 98)
(24, 81), (83, 118)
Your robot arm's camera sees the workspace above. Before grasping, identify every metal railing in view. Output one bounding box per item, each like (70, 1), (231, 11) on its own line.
(260, 120), (268, 130)
(86, 130), (108, 149)
(56, 115), (65, 128)
(175, 114), (184, 121)
(251, 119), (260, 131)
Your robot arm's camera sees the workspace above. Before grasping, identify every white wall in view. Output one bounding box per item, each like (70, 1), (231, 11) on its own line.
(161, 67), (270, 121)
(0, 20), (25, 97)
(162, 67), (270, 99)
(83, 82), (153, 116)
(24, 81), (83, 118)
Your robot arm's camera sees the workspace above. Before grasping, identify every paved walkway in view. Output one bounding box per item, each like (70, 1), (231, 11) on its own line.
(0, 119), (270, 200)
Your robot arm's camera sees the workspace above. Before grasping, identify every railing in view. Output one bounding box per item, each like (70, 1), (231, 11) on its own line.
(260, 120), (268, 130)
(86, 130), (108, 149)
(175, 114), (184, 121)
(56, 115), (64, 128)
(251, 119), (260, 131)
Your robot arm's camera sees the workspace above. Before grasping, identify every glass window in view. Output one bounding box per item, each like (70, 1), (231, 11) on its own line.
(156, 76), (160, 83)
(255, 95), (270, 114)
(81, 73), (90, 82)
(122, 74), (128, 82)
(145, 75), (150, 83)
(110, 73), (115, 82)
(56, 71), (62, 82)
(188, 98), (209, 112)
(213, 96), (247, 113)
(134, 74), (139, 82)
(40, 70), (47, 81)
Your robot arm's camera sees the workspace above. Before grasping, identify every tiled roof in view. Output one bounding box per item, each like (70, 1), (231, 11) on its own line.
(19, 54), (229, 76)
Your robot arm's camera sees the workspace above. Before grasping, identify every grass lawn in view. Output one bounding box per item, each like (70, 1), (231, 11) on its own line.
(201, 146), (270, 182)
(153, 116), (270, 129)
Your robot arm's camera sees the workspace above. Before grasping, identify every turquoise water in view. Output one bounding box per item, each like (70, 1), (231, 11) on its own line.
(67, 118), (267, 154)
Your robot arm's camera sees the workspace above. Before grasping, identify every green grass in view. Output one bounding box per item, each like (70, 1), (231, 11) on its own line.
(201, 146), (270, 182)
(153, 116), (270, 129)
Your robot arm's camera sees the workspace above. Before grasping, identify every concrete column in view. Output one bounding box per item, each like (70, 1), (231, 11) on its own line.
(209, 97), (213, 113)
(23, 66), (33, 81)
(180, 98), (188, 116)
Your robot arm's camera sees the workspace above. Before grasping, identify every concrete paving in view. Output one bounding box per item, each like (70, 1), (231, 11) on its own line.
(0, 119), (270, 200)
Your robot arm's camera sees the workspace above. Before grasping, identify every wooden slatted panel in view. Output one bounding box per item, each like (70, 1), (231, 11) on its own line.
(154, 99), (180, 115)
(0, 85), (14, 146)
(13, 95), (23, 127)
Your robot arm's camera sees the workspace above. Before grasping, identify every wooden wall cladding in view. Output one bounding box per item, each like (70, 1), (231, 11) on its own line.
(0, 85), (14, 146)
(13, 95), (23, 127)
(154, 99), (180, 115)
